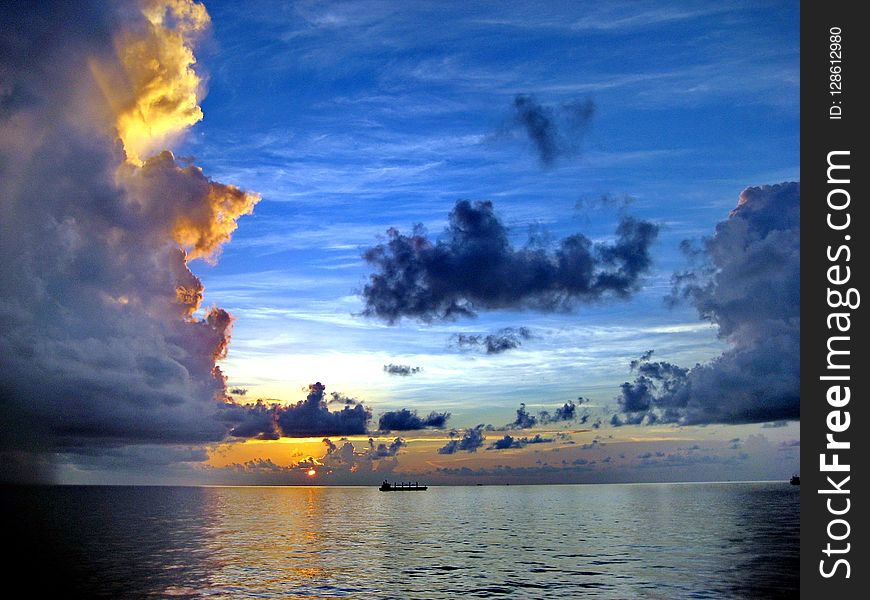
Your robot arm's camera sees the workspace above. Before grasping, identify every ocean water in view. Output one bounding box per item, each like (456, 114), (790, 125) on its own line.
(7, 482), (798, 599)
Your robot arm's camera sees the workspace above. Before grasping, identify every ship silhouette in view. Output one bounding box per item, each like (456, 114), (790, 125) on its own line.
(379, 479), (428, 491)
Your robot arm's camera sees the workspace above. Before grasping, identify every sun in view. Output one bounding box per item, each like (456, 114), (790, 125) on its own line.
(306, 468), (317, 477)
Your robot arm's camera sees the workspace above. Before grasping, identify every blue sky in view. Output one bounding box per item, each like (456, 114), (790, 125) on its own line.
(174, 0), (798, 429)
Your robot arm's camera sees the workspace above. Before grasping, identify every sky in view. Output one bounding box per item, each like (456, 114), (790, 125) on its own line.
(0, 0), (800, 485)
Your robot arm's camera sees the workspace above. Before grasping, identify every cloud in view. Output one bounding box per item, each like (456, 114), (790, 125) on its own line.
(222, 458), (296, 474)
(320, 436), (406, 472)
(1, 0), (263, 479)
(93, 0), (211, 165)
(229, 388), (248, 396)
(575, 193), (636, 214)
(362, 200), (658, 323)
(509, 403), (538, 429)
(378, 409), (450, 431)
(327, 391), (365, 407)
(207, 445), (407, 482)
(504, 399), (580, 430)
(437, 425), (486, 454)
(228, 383), (372, 439)
(488, 434), (554, 450)
(120, 151), (260, 262)
(57, 444), (209, 472)
(629, 349), (655, 369)
(539, 399), (579, 423)
(451, 327), (533, 354)
(366, 437), (407, 458)
(383, 363), (422, 376)
(505, 94), (595, 167)
(613, 183), (800, 425)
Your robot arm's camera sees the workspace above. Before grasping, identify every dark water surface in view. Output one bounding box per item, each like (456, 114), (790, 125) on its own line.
(6, 482), (798, 598)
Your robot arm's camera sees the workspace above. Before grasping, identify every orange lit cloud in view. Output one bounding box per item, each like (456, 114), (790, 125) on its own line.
(97, 0), (211, 164)
(120, 151), (260, 263)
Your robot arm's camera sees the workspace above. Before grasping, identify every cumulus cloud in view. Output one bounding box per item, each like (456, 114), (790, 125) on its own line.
(437, 426), (486, 454)
(227, 383), (372, 439)
(504, 400), (581, 430)
(489, 434), (554, 450)
(120, 151), (259, 262)
(94, 0), (211, 165)
(451, 327), (533, 354)
(504, 94), (595, 167)
(539, 399), (580, 424)
(366, 437), (407, 458)
(362, 200), (658, 323)
(613, 183), (800, 425)
(1, 1), (267, 477)
(378, 409), (450, 431)
(383, 364), (422, 376)
(509, 403), (539, 429)
(319, 436), (405, 473)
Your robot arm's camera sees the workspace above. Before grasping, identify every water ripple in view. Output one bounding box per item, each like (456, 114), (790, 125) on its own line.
(9, 483), (798, 599)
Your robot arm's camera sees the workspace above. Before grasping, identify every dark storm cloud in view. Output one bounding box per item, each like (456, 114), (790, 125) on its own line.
(223, 401), (281, 440)
(57, 444), (210, 472)
(383, 364), (422, 376)
(507, 94), (595, 167)
(0, 1), (273, 481)
(378, 408), (451, 431)
(437, 426), (486, 454)
(451, 327), (533, 354)
(488, 434), (554, 450)
(228, 383), (372, 439)
(613, 183), (800, 426)
(362, 200), (659, 323)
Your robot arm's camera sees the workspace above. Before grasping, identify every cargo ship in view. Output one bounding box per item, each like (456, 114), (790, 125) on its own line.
(379, 480), (428, 491)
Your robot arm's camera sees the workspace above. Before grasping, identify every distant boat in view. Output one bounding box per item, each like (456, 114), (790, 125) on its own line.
(790, 475), (800, 485)
(379, 480), (427, 491)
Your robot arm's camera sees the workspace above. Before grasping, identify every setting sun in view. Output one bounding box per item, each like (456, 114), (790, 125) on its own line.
(307, 469), (317, 477)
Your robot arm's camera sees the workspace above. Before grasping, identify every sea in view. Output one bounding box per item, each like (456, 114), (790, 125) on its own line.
(5, 482), (798, 599)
